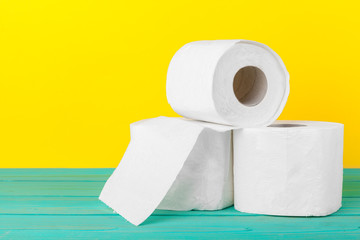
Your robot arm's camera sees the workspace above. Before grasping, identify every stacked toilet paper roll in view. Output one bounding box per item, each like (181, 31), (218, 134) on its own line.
(233, 121), (344, 216)
(99, 40), (343, 226)
(100, 117), (235, 226)
(166, 40), (289, 127)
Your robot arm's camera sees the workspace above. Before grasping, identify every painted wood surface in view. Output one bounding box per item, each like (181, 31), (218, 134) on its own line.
(0, 169), (359, 239)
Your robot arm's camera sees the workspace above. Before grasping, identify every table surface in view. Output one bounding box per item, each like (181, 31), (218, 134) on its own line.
(0, 168), (359, 239)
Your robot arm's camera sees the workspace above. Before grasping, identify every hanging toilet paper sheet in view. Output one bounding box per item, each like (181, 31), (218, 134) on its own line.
(167, 40), (289, 127)
(99, 40), (290, 226)
(233, 121), (344, 216)
(99, 117), (234, 226)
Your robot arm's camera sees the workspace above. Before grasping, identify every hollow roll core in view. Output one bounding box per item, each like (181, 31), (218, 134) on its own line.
(233, 66), (268, 107)
(269, 124), (306, 128)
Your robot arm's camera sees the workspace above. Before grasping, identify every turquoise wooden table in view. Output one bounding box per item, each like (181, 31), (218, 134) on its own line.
(0, 169), (359, 239)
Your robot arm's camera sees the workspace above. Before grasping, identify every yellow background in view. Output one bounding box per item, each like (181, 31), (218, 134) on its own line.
(0, 1), (359, 167)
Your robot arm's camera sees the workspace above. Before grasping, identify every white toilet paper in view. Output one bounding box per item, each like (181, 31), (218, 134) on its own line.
(99, 117), (234, 226)
(233, 121), (344, 216)
(167, 40), (289, 127)
(99, 40), (291, 226)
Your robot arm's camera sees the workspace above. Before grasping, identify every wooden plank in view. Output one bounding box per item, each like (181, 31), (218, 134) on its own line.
(0, 197), (359, 216)
(1, 181), (358, 197)
(0, 215), (359, 239)
(0, 168), (358, 181)
(0, 168), (113, 181)
(1, 230), (360, 240)
(0, 169), (359, 240)
(0, 181), (104, 196)
(343, 168), (360, 182)
(343, 182), (360, 197)
(0, 196), (112, 215)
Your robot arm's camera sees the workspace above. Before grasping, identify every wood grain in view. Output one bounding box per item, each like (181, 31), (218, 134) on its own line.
(0, 169), (359, 239)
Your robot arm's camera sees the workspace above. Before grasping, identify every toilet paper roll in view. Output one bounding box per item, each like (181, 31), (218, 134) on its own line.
(233, 121), (344, 216)
(100, 40), (291, 226)
(99, 117), (233, 226)
(167, 40), (289, 127)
